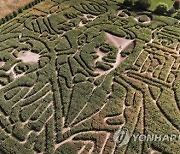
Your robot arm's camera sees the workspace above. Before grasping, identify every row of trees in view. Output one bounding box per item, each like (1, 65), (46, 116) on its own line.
(123, 0), (180, 16)
(123, 0), (151, 10)
(0, 0), (44, 25)
(155, 1), (180, 15)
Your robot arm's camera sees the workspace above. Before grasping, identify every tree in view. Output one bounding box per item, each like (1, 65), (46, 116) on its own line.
(9, 14), (13, 20)
(123, 0), (135, 6)
(135, 0), (151, 10)
(168, 6), (176, 15)
(24, 5), (29, 10)
(18, 8), (23, 13)
(12, 11), (17, 17)
(173, 0), (180, 10)
(0, 18), (6, 24)
(28, 3), (33, 8)
(35, 0), (38, 4)
(5, 15), (10, 21)
(32, 1), (36, 6)
(175, 10), (180, 19)
(154, 3), (168, 15)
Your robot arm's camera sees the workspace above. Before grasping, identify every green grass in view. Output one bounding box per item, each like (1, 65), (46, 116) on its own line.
(149, 0), (175, 11)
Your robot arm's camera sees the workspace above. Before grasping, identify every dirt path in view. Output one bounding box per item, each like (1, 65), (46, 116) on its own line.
(94, 48), (108, 65)
(134, 15), (151, 24)
(0, 62), (5, 67)
(83, 14), (97, 21)
(117, 10), (129, 18)
(78, 14), (97, 27)
(7, 63), (25, 79)
(54, 131), (110, 152)
(78, 21), (84, 27)
(150, 149), (161, 154)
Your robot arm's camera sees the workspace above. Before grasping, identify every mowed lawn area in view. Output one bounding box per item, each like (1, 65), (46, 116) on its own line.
(149, 0), (175, 11)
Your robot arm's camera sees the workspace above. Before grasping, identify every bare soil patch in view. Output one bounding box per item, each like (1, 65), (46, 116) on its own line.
(17, 51), (40, 64)
(0, 0), (34, 18)
(105, 33), (134, 51)
(105, 33), (134, 68)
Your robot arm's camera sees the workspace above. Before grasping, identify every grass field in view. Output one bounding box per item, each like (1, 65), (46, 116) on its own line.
(149, 0), (175, 10)
(0, 0), (179, 154)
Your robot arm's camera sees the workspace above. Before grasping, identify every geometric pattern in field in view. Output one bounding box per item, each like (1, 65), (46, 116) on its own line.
(0, 0), (179, 153)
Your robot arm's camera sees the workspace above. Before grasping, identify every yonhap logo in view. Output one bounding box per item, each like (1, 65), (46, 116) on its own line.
(113, 128), (180, 147)
(113, 127), (130, 147)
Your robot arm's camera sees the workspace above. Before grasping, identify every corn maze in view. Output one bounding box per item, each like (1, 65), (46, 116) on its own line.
(0, 0), (179, 153)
